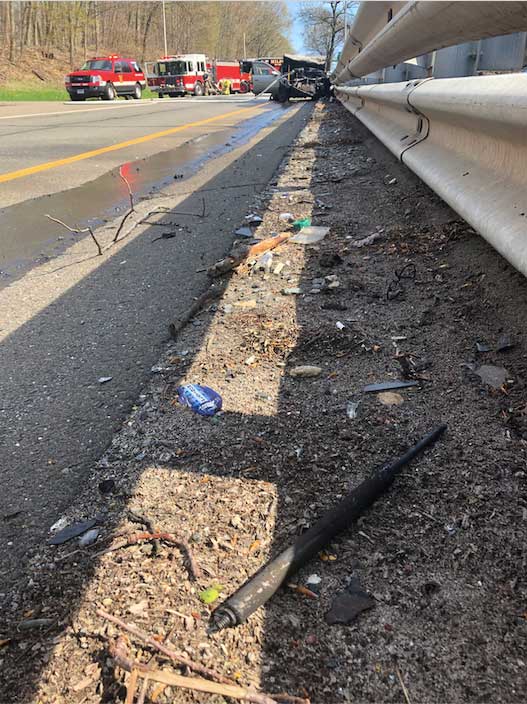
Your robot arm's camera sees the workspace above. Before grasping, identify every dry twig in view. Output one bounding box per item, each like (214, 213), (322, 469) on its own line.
(45, 214), (102, 256)
(125, 668), (138, 704)
(97, 531), (200, 580)
(395, 665), (412, 704)
(109, 637), (279, 704)
(113, 169), (135, 243)
(98, 610), (230, 684)
(136, 675), (149, 704)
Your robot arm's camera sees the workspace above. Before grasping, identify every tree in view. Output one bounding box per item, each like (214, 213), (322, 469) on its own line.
(297, 1), (357, 71)
(0, 1), (292, 72)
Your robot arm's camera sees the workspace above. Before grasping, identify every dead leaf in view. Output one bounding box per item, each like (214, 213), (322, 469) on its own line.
(378, 391), (404, 406)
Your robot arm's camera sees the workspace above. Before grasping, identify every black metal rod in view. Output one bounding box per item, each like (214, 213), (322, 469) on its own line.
(211, 424), (446, 631)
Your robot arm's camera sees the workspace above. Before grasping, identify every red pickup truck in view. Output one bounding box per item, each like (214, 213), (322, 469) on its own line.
(65, 55), (146, 101)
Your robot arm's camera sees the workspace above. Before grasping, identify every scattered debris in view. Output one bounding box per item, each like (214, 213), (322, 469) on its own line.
(282, 287), (303, 295)
(211, 426), (446, 631)
(48, 518), (98, 545)
(49, 516), (68, 534)
(279, 212), (295, 222)
(274, 261), (285, 275)
(475, 341), (492, 353)
(290, 226), (330, 245)
(107, 636), (300, 704)
(378, 391), (404, 406)
(386, 262), (417, 300)
(207, 232), (290, 278)
(245, 214), (263, 225)
(475, 364), (509, 389)
(176, 384), (222, 416)
(292, 217), (311, 230)
(325, 274), (341, 289)
(98, 479), (115, 494)
(98, 376), (113, 384)
(79, 528), (100, 547)
(289, 366), (322, 378)
(255, 251), (273, 273)
(364, 380), (419, 392)
(326, 577), (375, 625)
(235, 226), (254, 238)
(346, 400), (360, 419)
(350, 230), (384, 248)
(199, 584), (223, 605)
(305, 574), (322, 595)
(496, 333), (514, 352)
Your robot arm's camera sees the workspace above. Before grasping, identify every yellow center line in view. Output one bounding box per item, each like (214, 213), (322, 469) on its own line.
(0, 104), (265, 185)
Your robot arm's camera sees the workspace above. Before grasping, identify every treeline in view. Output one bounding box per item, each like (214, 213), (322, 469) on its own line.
(1, 1), (292, 67)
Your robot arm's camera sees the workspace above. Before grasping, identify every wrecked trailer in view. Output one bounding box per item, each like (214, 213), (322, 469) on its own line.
(270, 53), (331, 103)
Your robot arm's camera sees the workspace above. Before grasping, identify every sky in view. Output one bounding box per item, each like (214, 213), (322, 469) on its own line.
(286, 0), (307, 54)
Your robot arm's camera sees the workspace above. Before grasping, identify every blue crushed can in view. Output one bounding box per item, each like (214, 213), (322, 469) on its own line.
(176, 384), (222, 417)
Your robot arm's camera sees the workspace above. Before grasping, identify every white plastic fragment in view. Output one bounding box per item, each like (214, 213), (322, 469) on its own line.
(290, 226), (330, 244)
(49, 517), (68, 534)
(346, 401), (360, 419)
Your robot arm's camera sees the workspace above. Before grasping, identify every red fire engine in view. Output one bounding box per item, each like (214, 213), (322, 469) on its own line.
(146, 53), (250, 97)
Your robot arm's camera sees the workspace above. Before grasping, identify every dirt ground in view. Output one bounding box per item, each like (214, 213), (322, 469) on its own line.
(1, 101), (526, 704)
(0, 48), (71, 86)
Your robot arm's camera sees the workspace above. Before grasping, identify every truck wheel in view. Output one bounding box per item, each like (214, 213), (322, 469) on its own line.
(132, 83), (142, 99)
(193, 81), (204, 96)
(103, 83), (116, 101)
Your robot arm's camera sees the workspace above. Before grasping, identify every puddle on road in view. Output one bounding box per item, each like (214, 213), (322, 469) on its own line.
(0, 103), (287, 288)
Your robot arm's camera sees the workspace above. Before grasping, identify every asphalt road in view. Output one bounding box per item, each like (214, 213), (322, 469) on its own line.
(0, 95), (273, 207)
(0, 95), (310, 594)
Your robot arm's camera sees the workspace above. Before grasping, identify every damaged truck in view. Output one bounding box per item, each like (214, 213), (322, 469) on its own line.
(270, 53), (331, 103)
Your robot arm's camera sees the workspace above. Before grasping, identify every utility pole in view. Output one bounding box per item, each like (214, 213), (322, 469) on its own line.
(162, 0), (168, 56)
(243, 32), (247, 60)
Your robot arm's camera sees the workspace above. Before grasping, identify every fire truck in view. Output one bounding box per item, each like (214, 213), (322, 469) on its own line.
(146, 53), (250, 97)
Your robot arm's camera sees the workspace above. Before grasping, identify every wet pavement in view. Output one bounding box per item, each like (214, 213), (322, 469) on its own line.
(0, 95), (272, 206)
(0, 98), (289, 285)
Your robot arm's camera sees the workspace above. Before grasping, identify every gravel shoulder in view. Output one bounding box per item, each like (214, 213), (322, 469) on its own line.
(1, 101), (526, 704)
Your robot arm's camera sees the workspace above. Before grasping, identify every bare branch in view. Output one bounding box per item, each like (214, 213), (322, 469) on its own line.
(109, 637), (280, 704)
(45, 214), (102, 256)
(113, 169), (135, 243)
(98, 610), (234, 685)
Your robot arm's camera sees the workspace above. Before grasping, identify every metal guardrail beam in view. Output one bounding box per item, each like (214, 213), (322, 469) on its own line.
(334, 75), (527, 277)
(335, 1), (527, 83)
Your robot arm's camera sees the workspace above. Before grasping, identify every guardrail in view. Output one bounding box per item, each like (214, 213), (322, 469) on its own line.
(334, 74), (527, 277)
(334, 1), (527, 83)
